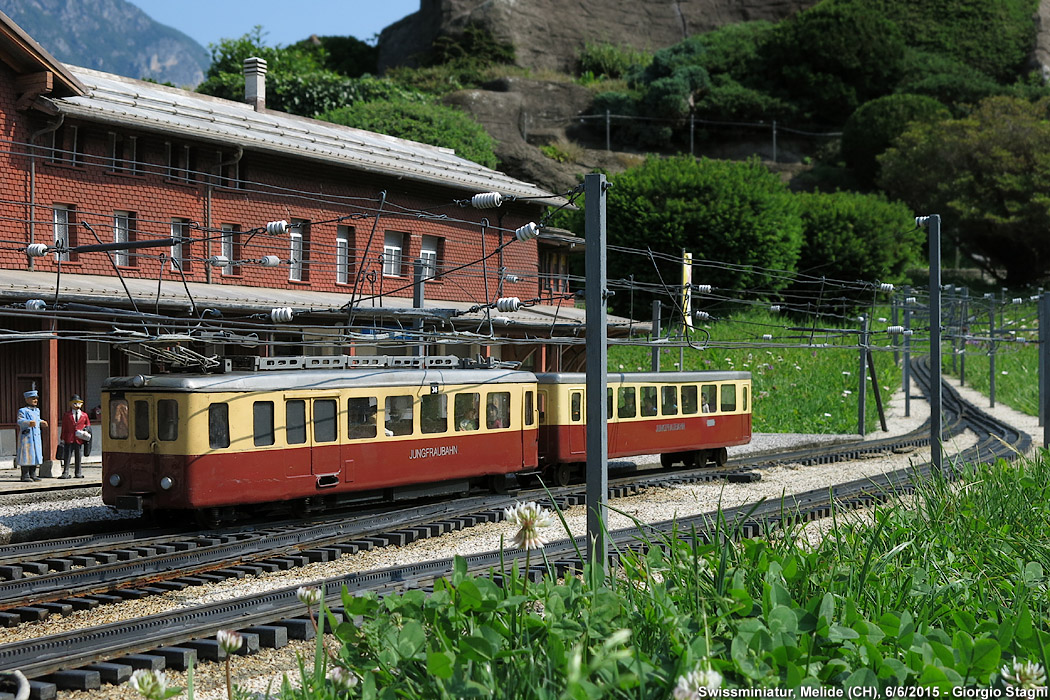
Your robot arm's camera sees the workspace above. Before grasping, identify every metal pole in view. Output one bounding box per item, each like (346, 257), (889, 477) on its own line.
(858, 315), (868, 436)
(989, 297), (996, 409)
(1040, 293), (1048, 431)
(891, 292), (900, 366)
(923, 215), (943, 472)
(584, 172), (609, 573)
(651, 301), (661, 372)
(903, 289), (912, 418)
(960, 287), (968, 386)
(413, 259), (425, 357)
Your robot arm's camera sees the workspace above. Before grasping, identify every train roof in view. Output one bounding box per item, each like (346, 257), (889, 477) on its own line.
(534, 371), (751, 384)
(103, 368), (536, 393)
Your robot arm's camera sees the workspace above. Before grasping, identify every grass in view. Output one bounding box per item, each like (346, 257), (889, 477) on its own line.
(608, 311), (904, 435)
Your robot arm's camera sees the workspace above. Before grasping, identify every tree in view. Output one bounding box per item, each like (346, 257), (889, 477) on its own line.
(793, 191), (924, 286)
(842, 94), (950, 186)
(559, 156), (803, 317)
(878, 96), (1050, 286)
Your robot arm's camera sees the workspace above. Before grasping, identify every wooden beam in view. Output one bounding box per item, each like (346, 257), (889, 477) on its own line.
(15, 70), (52, 110)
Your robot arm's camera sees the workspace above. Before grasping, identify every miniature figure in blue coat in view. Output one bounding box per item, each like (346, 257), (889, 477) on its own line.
(16, 390), (47, 482)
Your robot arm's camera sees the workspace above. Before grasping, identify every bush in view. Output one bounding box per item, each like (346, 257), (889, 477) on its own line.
(841, 93), (950, 185)
(896, 50), (1002, 112)
(577, 41), (651, 80)
(318, 100), (499, 169)
(792, 190), (924, 295)
(762, 1), (907, 123)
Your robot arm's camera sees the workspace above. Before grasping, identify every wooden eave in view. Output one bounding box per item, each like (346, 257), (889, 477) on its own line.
(0, 9), (85, 110)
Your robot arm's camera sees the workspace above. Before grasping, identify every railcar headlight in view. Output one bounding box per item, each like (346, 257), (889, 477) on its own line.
(108, 474), (122, 487)
(159, 476), (174, 490)
(131, 375), (146, 388)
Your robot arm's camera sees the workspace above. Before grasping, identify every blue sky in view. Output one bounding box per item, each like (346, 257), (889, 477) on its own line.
(125, 0), (420, 49)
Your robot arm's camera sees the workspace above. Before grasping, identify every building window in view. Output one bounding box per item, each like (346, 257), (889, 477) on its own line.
(170, 218), (191, 272)
(53, 205), (76, 262)
(383, 231), (404, 277)
(48, 124), (80, 165)
(214, 149), (240, 188)
(539, 250), (570, 295)
(113, 211), (134, 267)
(109, 132), (138, 174)
(420, 235), (441, 279)
(336, 225), (353, 284)
(165, 142), (193, 182)
(220, 224), (240, 276)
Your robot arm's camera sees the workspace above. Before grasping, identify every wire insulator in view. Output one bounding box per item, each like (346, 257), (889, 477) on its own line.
(471, 192), (503, 209)
(26, 243), (49, 257)
(762, 334), (773, 340)
(694, 310), (711, 321)
(694, 284), (712, 294)
(270, 307), (295, 323)
(905, 297), (917, 304)
(208, 255), (230, 268)
(1012, 297), (1023, 305)
(515, 222), (540, 242)
(880, 283), (894, 292)
(25, 299), (46, 311)
(495, 297), (521, 312)
(769, 305), (781, 313)
(260, 255), (281, 267)
(265, 220), (288, 236)
(887, 326), (904, 334)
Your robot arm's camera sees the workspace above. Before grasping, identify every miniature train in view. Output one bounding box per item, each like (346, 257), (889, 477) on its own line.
(101, 358), (751, 525)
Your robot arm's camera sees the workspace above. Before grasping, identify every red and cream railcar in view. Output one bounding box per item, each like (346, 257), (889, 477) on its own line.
(101, 368), (539, 522)
(535, 371), (752, 484)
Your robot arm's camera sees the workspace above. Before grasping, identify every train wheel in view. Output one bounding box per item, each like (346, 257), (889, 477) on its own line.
(553, 463), (572, 487)
(713, 447), (728, 467)
(195, 508), (222, 529)
(488, 473), (509, 494)
(660, 453), (676, 468)
(686, 451), (702, 468)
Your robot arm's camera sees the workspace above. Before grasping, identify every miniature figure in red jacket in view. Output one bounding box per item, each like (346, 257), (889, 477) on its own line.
(59, 394), (91, 479)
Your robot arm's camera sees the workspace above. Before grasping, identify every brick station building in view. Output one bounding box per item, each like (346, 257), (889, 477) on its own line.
(0, 11), (622, 465)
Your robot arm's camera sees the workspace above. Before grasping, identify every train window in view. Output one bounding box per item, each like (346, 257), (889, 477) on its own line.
(537, 391), (547, 424)
(314, 399), (337, 443)
(524, 391), (535, 426)
(607, 388), (614, 419)
(720, 384), (737, 412)
(287, 400), (307, 444)
(158, 400), (178, 441)
(386, 395), (414, 436)
(570, 391), (583, 422)
(421, 394), (448, 434)
(253, 401), (275, 446)
(486, 392), (510, 429)
(661, 386), (678, 416)
(347, 397), (377, 439)
(640, 387), (658, 417)
(208, 403), (230, 449)
(618, 387), (636, 418)
(134, 401), (150, 440)
(109, 398), (129, 439)
(682, 386), (698, 415)
(455, 393), (480, 431)
(701, 385), (716, 413)
(742, 386), (749, 412)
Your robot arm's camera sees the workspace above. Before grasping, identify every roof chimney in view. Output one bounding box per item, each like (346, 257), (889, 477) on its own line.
(243, 57), (267, 111)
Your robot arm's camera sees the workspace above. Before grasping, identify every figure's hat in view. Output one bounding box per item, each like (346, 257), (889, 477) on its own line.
(23, 390), (38, 399)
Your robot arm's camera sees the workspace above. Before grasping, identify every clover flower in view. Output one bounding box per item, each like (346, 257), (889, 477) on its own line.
(297, 585), (323, 607)
(672, 659), (723, 699)
(327, 666), (359, 691)
(1002, 658), (1047, 688)
(129, 669), (169, 700)
(503, 501), (555, 550)
(217, 629), (244, 654)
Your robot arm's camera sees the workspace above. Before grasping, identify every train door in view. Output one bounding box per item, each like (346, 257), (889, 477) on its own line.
(309, 396), (342, 487)
(568, 389), (585, 455)
(125, 394), (156, 472)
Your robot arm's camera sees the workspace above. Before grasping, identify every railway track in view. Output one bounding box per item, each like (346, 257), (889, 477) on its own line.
(0, 359), (1030, 698)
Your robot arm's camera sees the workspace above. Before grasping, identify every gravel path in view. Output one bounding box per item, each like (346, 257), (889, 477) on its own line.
(10, 377), (1042, 699)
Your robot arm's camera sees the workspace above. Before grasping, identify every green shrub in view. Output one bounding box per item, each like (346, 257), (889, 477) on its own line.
(841, 93), (950, 184)
(318, 100), (498, 169)
(896, 50), (1003, 112)
(577, 41), (651, 80)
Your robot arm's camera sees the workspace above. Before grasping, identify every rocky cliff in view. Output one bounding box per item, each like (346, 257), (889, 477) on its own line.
(379, 0), (817, 73)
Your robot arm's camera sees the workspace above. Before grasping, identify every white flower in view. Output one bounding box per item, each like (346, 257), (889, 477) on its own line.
(129, 669), (168, 700)
(673, 660), (723, 699)
(823, 412), (832, 417)
(842, 371), (851, 376)
(1002, 658), (1047, 688)
(1002, 370), (1009, 375)
(296, 586), (323, 607)
(327, 666), (359, 691)
(842, 390), (852, 397)
(503, 501), (556, 549)
(217, 629), (244, 654)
